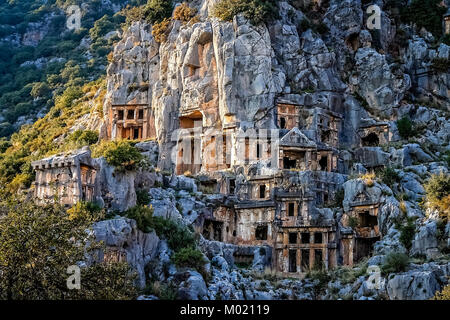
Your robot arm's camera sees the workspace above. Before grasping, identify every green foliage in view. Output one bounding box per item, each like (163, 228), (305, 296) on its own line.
(101, 140), (145, 171)
(380, 167), (401, 188)
(144, 281), (178, 300)
(431, 58), (450, 73)
(396, 116), (414, 139)
(424, 172), (450, 221)
(136, 189), (151, 206)
(70, 130), (99, 146)
(443, 34), (450, 46)
(401, 0), (447, 38)
(151, 216), (196, 252)
(144, 0), (174, 24)
(122, 205), (155, 233)
(172, 247), (207, 273)
(121, 205), (196, 252)
(31, 82), (51, 98)
(348, 216), (359, 229)
(213, 0), (278, 25)
(332, 188), (344, 208)
(381, 252), (409, 275)
(0, 198), (137, 299)
(399, 218), (416, 250)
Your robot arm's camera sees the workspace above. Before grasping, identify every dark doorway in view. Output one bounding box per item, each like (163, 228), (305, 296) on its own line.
(321, 130), (331, 143)
(127, 109), (134, 120)
(301, 232), (310, 244)
(288, 203), (295, 216)
(138, 109), (144, 119)
(289, 249), (297, 273)
(283, 157), (297, 169)
(259, 185), (266, 199)
(319, 156), (328, 171)
(289, 232), (297, 244)
(314, 249), (323, 269)
(229, 179), (235, 194)
(301, 249), (310, 272)
(362, 132), (380, 147)
(355, 237), (380, 262)
(202, 220), (223, 241)
(118, 110), (124, 120)
(314, 232), (323, 244)
(255, 225), (268, 240)
(133, 128), (139, 140)
(359, 211), (378, 227)
(280, 117), (286, 129)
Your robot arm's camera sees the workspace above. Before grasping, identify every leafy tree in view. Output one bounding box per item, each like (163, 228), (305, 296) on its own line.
(213, 0), (278, 25)
(144, 0), (174, 24)
(401, 0), (447, 38)
(100, 140), (145, 171)
(31, 82), (52, 99)
(396, 116), (414, 139)
(70, 130), (99, 146)
(0, 199), (137, 299)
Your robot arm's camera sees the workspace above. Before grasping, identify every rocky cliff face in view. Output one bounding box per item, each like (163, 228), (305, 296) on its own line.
(79, 0), (450, 300)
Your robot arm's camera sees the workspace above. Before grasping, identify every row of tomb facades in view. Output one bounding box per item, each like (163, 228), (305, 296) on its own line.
(32, 97), (389, 274)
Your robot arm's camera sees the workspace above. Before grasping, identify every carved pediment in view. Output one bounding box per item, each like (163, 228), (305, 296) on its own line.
(280, 128), (316, 148)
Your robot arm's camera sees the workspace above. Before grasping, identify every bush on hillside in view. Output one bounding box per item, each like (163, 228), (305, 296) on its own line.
(396, 116), (414, 139)
(100, 140), (145, 171)
(172, 247), (207, 273)
(381, 252), (409, 275)
(213, 0), (278, 25)
(144, 0), (174, 24)
(424, 172), (450, 221)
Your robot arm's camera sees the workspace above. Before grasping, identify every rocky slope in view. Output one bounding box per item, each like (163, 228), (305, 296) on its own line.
(82, 0), (450, 300)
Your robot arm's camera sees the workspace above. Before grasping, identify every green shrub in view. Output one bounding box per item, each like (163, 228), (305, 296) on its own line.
(424, 172), (450, 221)
(144, 0), (174, 24)
(70, 130), (99, 146)
(431, 58), (450, 73)
(122, 205), (155, 233)
(151, 216), (196, 252)
(145, 281), (178, 300)
(332, 189), (344, 208)
(443, 34), (450, 46)
(102, 140), (145, 171)
(136, 189), (151, 206)
(380, 167), (401, 187)
(399, 218), (416, 250)
(381, 252), (409, 275)
(396, 116), (414, 139)
(212, 0), (278, 25)
(31, 82), (51, 98)
(401, 0), (447, 38)
(348, 216), (358, 229)
(122, 205), (196, 252)
(172, 247), (207, 272)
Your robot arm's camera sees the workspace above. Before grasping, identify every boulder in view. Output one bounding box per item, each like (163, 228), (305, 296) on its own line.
(93, 218), (160, 288)
(387, 271), (441, 300)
